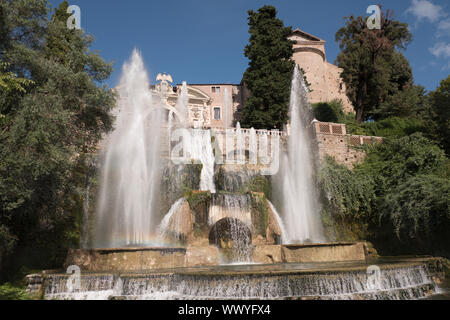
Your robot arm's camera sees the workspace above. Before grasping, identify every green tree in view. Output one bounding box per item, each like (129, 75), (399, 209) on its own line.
(335, 7), (413, 123)
(376, 85), (428, 119)
(0, 0), (115, 276)
(319, 133), (450, 256)
(319, 157), (375, 241)
(427, 76), (450, 156)
(357, 133), (447, 192)
(241, 5), (295, 130)
(381, 174), (449, 254)
(355, 133), (449, 255)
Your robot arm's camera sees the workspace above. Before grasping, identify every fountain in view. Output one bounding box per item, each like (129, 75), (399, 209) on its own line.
(94, 49), (163, 248)
(29, 55), (445, 300)
(275, 66), (325, 244)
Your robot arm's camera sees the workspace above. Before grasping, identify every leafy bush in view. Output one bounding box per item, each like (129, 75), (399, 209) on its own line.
(313, 99), (354, 123)
(0, 283), (31, 300)
(354, 133), (449, 255)
(319, 157), (375, 241)
(346, 117), (425, 138)
(382, 175), (449, 243)
(357, 133), (447, 192)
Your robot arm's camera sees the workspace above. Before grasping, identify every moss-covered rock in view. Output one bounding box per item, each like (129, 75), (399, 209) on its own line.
(250, 192), (269, 238)
(247, 176), (272, 200)
(185, 191), (212, 239)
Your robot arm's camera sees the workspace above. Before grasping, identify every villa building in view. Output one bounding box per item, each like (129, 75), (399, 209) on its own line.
(165, 28), (353, 129)
(289, 29), (353, 113)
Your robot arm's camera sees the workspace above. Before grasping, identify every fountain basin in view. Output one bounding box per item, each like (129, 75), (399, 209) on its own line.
(65, 242), (368, 272)
(65, 247), (187, 272)
(281, 242), (367, 263)
(31, 257), (447, 300)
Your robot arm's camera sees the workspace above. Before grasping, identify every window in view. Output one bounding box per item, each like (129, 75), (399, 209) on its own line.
(214, 107), (221, 120)
(212, 86), (221, 93)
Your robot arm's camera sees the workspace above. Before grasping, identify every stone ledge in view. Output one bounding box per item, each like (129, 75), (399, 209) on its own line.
(282, 242), (366, 263)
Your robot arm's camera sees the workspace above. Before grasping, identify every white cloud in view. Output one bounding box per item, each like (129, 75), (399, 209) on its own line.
(429, 42), (450, 58)
(443, 61), (450, 70)
(437, 19), (450, 35)
(406, 0), (446, 23)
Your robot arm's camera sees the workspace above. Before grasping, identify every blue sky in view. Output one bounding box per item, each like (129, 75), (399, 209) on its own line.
(49, 0), (450, 91)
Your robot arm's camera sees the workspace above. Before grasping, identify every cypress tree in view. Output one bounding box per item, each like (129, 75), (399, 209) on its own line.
(241, 5), (295, 130)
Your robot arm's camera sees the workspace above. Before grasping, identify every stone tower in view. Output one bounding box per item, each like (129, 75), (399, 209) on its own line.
(289, 28), (354, 113)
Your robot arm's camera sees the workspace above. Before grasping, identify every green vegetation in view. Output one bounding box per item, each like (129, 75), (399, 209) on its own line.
(250, 193), (269, 238)
(319, 157), (374, 241)
(240, 5), (295, 130)
(335, 7), (413, 123)
(185, 190), (212, 210)
(427, 76), (450, 156)
(320, 133), (450, 256)
(0, 283), (32, 300)
(313, 99), (355, 124)
(313, 100), (427, 139)
(0, 0), (115, 281)
(247, 176), (272, 201)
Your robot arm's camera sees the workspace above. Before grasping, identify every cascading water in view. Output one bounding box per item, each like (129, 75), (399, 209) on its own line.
(209, 194), (253, 263)
(43, 264), (437, 300)
(267, 200), (288, 244)
(209, 194), (252, 227)
(276, 66), (325, 244)
(158, 198), (187, 242)
(184, 129), (216, 193)
(94, 49), (162, 248)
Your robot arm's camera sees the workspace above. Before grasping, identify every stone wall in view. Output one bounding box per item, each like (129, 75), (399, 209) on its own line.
(281, 242), (367, 263)
(313, 121), (383, 168)
(289, 29), (354, 114)
(63, 242), (369, 272)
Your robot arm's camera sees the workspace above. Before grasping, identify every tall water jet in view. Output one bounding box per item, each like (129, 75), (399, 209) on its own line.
(277, 66), (325, 244)
(94, 49), (162, 248)
(176, 81), (189, 125)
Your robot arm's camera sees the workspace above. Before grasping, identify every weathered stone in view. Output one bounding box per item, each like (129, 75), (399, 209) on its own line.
(281, 242), (366, 263)
(26, 274), (44, 296)
(314, 122), (382, 169)
(252, 235), (266, 246)
(185, 246), (220, 267)
(252, 245), (283, 264)
(164, 200), (194, 243)
(65, 248), (186, 272)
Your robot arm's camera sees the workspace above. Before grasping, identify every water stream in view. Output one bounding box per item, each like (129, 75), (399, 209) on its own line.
(44, 263), (437, 300)
(276, 66), (325, 244)
(94, 49), (162, 248)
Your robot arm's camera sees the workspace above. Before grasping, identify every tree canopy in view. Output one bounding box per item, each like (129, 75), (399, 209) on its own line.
(335, 7), (413, 123)
(241, 5), (295, 130)
(0, 0), (115, 277)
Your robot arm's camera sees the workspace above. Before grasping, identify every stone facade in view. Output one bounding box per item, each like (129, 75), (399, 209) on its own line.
(281, 242), (367, 264)
(289, 29), (354, 113)
(169, 28), (354, 130)
(63, 242), (369, 272)
(313, 121), (383, 168)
